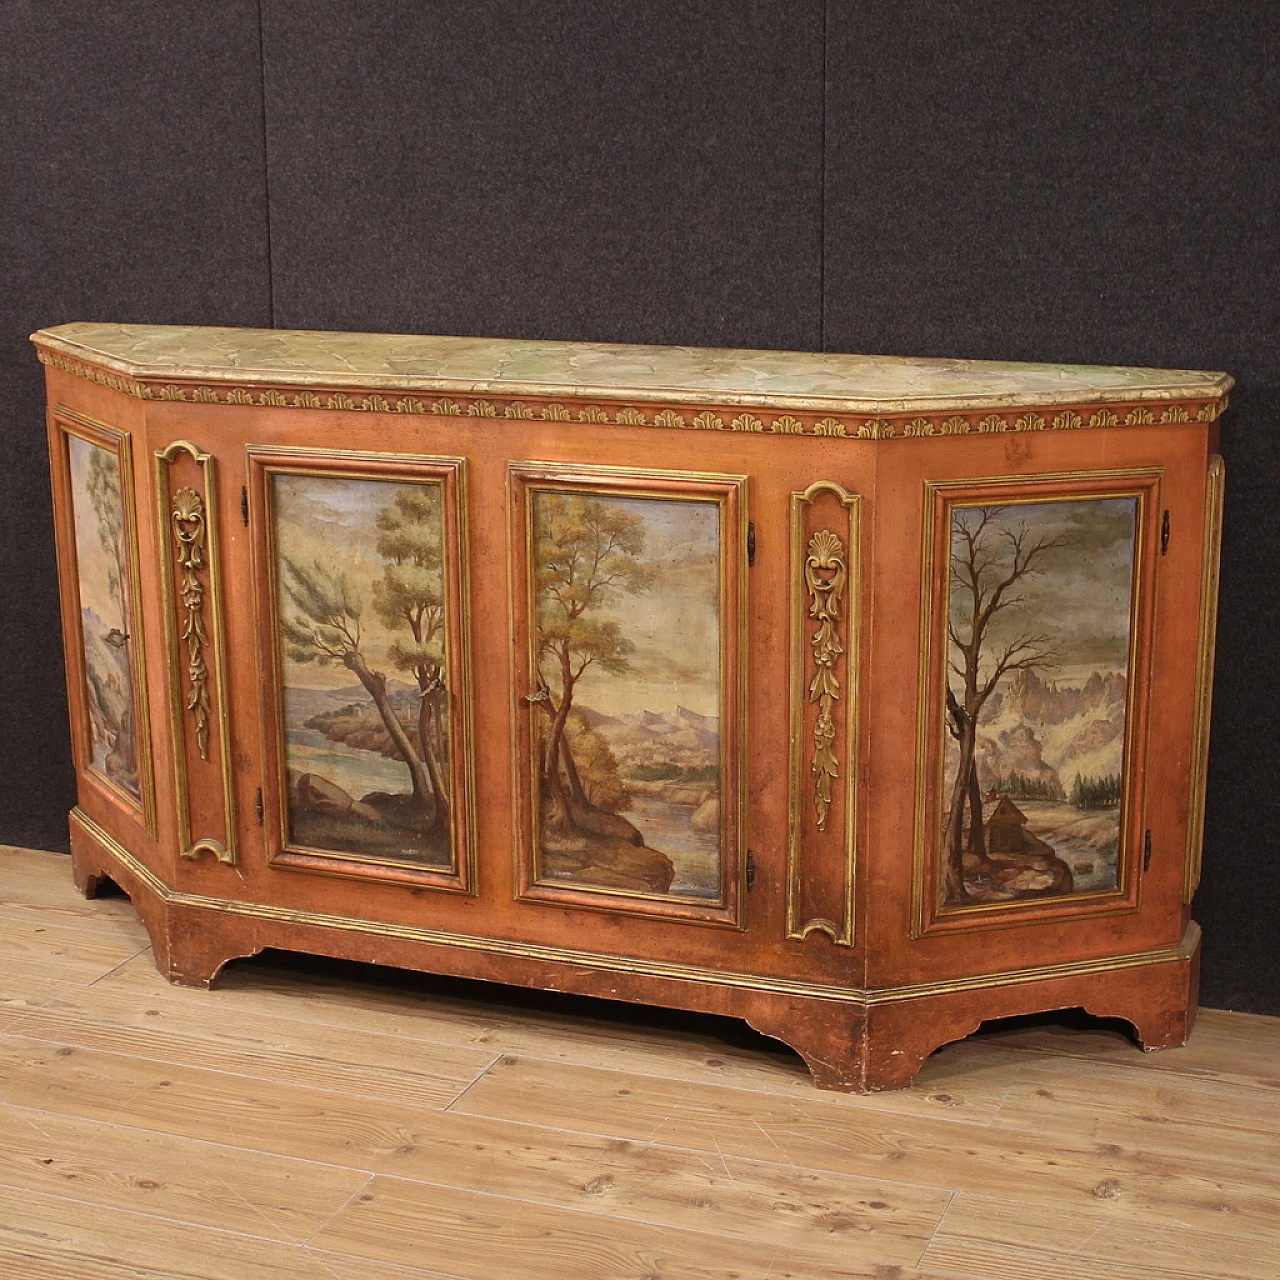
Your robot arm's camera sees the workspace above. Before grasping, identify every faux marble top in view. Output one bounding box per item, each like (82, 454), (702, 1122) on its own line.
(31, 323), (1233, 413)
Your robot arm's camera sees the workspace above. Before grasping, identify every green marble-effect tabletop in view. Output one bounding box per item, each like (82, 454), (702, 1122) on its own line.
(32, 323), (1233, 414)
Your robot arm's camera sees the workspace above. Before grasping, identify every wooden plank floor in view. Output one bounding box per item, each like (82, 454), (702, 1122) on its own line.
(1, 845), (1277, 1280)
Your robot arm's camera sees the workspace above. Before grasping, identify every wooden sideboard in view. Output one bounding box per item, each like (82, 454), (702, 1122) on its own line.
(33, 322), (1228, 1091)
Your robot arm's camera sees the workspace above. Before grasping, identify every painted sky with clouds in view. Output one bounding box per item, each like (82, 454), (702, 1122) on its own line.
(949, 495), (1137, 686)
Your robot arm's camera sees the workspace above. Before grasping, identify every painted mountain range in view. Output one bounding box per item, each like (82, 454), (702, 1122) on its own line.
(578, 705), (719, 779)
(974, 668), (1127, 796)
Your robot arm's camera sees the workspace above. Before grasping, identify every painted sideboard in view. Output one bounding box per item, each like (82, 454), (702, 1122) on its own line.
(32, 322), (1228, 1091)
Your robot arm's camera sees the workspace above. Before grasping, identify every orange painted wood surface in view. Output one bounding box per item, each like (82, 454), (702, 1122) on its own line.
(33, 326), (1226, 1090)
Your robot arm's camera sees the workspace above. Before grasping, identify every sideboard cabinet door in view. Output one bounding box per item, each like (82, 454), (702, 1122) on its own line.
(50, 408), (157, 839)
(245, 445), (476, 893)
(506, 460), (749, 928)
(912, 467), (1163, 935)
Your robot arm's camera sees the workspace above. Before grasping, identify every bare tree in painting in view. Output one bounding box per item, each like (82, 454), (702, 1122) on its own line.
(372, 487), (450, 837)
(942, 507), (1065, 904)
(280, 557), (436, 815)
(535, 493), (654, 836)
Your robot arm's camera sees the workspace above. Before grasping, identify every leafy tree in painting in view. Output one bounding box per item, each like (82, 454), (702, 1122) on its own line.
(279, 556), (436, 816)
(534, 494), (654, 837)
(85, 447), (137, 785)
(943, 507), (1065, 903)
(372, 486), (450, 837)
(564, 713), (632, 814)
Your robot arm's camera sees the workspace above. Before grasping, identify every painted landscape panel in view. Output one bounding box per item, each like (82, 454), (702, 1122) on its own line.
(532, 489), (723, 900)
(940, 495), (1138, 907)
(272, 472), (453, 867)
(68, 435), (142, 804)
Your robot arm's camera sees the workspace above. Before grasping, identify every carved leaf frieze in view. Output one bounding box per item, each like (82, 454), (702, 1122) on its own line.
(37, 349), (1228, 444)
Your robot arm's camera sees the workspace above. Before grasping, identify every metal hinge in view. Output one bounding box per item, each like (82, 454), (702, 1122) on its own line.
(241, 486), (250, 527)
(747, 521), (756, 568)
(746, 849), (756, 891)
(255, 788), (264, 826)
(1161, 510), (1170, 555)
(1143, 829), (1152, 871)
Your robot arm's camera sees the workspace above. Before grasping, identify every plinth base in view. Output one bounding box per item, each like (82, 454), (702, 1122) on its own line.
(70, 808), (1200, 1093)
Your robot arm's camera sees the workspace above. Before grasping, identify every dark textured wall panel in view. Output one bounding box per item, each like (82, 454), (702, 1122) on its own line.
(260, 0), (823, 350)
(823, 4), (1277, 372)
(823, 1), (1280, 1013)
(0, 1), (271, 850)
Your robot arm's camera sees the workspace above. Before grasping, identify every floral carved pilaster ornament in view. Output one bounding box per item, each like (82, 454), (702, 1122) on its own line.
(172, 485), (211, 760)
(804, 528), (847, 831)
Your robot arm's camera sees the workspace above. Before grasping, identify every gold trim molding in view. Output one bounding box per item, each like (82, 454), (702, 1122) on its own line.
(155, 440), (236, 864)
(1184, 454), (1225, 902)
(36, 349), (1228, 444)
(71, 806), (1198, 1007)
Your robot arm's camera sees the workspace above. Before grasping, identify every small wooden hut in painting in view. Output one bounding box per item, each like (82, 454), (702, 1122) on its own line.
(986, 795), (1030, 854)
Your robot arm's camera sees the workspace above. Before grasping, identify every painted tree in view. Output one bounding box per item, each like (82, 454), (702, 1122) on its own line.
(943, 507), (1065, 902)
(534, 493), (654, 831)
(279, 556), (434, 811)
(564, 712), (632, 814)
(85, 447), (137, 783)
(372, 485), (450, 835)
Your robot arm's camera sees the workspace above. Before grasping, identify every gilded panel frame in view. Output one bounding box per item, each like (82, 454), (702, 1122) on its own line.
(248, 444), (476, 893)
(911, 467), (1163, 937)
(51, 407), (157, 837)
(508, 460), (748, 928)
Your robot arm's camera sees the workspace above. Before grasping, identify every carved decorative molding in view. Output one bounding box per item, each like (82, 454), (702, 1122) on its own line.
(172, 485), (211, 761)
(154, 440), (235, 865)
(804, 528), (847, 832)
(788, 482), (861, 947)
(37, 349), (1228, 441)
